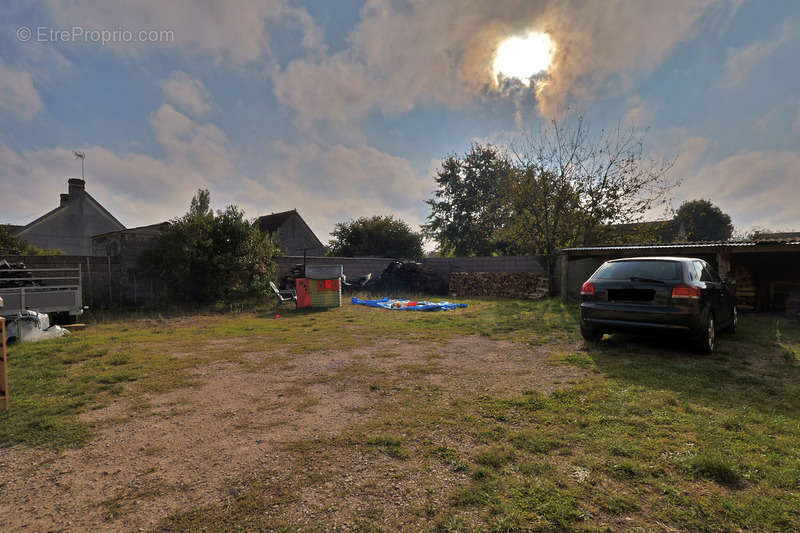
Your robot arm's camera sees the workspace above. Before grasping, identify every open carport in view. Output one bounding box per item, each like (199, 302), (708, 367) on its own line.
(558, 238), (800, 314)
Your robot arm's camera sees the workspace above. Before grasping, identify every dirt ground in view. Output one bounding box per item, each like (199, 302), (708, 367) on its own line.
(0, 335), (587, 532)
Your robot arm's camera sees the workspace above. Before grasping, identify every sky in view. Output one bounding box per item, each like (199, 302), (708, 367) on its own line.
(1, 0), (799, 243)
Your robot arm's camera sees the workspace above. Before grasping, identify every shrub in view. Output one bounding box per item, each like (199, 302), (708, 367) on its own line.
(141, 189), (280, 303)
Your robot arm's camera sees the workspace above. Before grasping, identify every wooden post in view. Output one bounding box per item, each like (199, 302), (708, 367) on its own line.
(559, 252), (569, 300)
(1, 317), (8, 410)
(716, 250), (731, 279)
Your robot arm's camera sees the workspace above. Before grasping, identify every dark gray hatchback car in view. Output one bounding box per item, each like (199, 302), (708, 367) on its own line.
(579, 257), (737, 353)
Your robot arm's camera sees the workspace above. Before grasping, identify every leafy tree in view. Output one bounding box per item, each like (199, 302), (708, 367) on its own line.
(0, 225), (63, 255)
(141, 189), (280, 302)
(424, 144), (515, 256)
(675, 199), (733, 242)
(494, 166), (584, 258)
(425, 115), (677, 274)
(328, 215), (423, 258)
(508, 116), (675, 260)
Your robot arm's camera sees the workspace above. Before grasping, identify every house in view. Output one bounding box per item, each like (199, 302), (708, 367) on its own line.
(257, 209), (325, 256)
(13, 178), (125, 256)
(92, 222), (170, 258)
(91, 222), (171, 304)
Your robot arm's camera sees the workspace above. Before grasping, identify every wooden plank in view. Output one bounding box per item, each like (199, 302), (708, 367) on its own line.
(0, 317), (7, 411)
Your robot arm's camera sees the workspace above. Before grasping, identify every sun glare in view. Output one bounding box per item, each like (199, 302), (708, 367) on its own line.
(493, 32), (554, 86)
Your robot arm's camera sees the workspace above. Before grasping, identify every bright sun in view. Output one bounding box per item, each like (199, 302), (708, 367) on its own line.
(493, 32), (554, 86)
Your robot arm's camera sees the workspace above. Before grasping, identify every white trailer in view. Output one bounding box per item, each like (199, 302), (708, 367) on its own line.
(0, 265), (84, 319)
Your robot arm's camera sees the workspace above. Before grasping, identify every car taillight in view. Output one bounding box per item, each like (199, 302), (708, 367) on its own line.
(672, 284), (700, 299)
(581, 281), (595, 296)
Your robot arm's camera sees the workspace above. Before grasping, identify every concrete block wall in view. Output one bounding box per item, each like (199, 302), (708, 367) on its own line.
(275, 256), (397, 280)
(3, 253), (551, 309)
(424, 256), (547, 281)
(277, 255), (549, 291)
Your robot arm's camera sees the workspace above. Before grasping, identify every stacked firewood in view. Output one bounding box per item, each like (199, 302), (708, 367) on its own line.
(449, 272), (550, 299)
(728, 266), (756, 311)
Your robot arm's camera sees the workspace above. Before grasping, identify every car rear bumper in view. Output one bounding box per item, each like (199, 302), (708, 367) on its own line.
(580, 301), (702, 332)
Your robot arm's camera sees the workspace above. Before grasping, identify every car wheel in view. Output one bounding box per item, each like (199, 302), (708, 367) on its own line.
(581, 324), (603, 342)
(723, 305), (737, 334)
(694, 312), (716, 354)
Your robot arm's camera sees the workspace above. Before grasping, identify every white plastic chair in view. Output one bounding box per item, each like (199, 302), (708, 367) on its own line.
(269, 281), (297, 308)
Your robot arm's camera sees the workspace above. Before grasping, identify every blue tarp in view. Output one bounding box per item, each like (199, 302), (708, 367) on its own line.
(351, 297), (467, 311)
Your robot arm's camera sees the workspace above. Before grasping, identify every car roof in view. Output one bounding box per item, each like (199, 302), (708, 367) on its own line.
(606, 256), (701, 263)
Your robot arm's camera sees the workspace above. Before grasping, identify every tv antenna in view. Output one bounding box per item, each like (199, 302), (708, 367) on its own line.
(73, 151), (85, 180)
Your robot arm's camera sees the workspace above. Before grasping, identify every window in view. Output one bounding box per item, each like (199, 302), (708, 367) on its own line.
(691, 261), (703, 280)
(694, 261), (713, 282)
(594, 260), (683, 281)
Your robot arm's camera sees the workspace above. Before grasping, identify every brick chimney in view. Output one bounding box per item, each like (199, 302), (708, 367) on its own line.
(60, 193), (69, 206)
(68, 178), (85, 196)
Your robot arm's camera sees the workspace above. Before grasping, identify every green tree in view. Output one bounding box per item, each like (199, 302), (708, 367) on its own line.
(425, 115), (677, 274)
(675, 199), (733, 242)
(424, 143), (515, 256)
(508, 116), (675, 259)
(141, 189), (280, 302)
(494, 166), (584, 259)
(328, 215), (423, 258)
(0, 225), (63, 255)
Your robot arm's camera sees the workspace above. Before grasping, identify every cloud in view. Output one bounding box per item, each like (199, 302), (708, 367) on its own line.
(794, 105), (800, 132)
(162, 71), (211, 118)
(148, 104), (234, 182)
(721, 30), (787, 87)
(0, 97), (429, 243)
(230, 142), (432, 242)
(273, 55), (379, 125)
(0, 59), (44, 119)
(671, 136), (711, 180)
(534, 0), (715, 116)
(678, 149), (800, 229)
(0, 104), (235, 226)
(623, 96), (656, 127)
(273, 0), (717, 124)
(45, 0), (323, 65)
(756, 109), (777, 132)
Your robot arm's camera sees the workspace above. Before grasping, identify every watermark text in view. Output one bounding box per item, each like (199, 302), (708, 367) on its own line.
(17, 26), (174, 45)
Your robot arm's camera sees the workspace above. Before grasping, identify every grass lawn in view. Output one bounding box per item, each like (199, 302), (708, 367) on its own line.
(1, 297), (799, 531)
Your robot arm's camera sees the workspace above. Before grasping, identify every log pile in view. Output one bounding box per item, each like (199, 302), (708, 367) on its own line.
(728, 265), (756, 311)
(449, 272), (550, 299)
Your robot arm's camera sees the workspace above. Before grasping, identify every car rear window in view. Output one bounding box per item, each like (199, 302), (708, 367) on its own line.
(593, 260), (683, 281)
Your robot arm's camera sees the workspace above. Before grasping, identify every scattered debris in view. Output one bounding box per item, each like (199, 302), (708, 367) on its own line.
(4, 310), (70, 343)
(0, 259), (36, 288)
(351, 297), (466, 311)
(342, 261), (446, 294)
